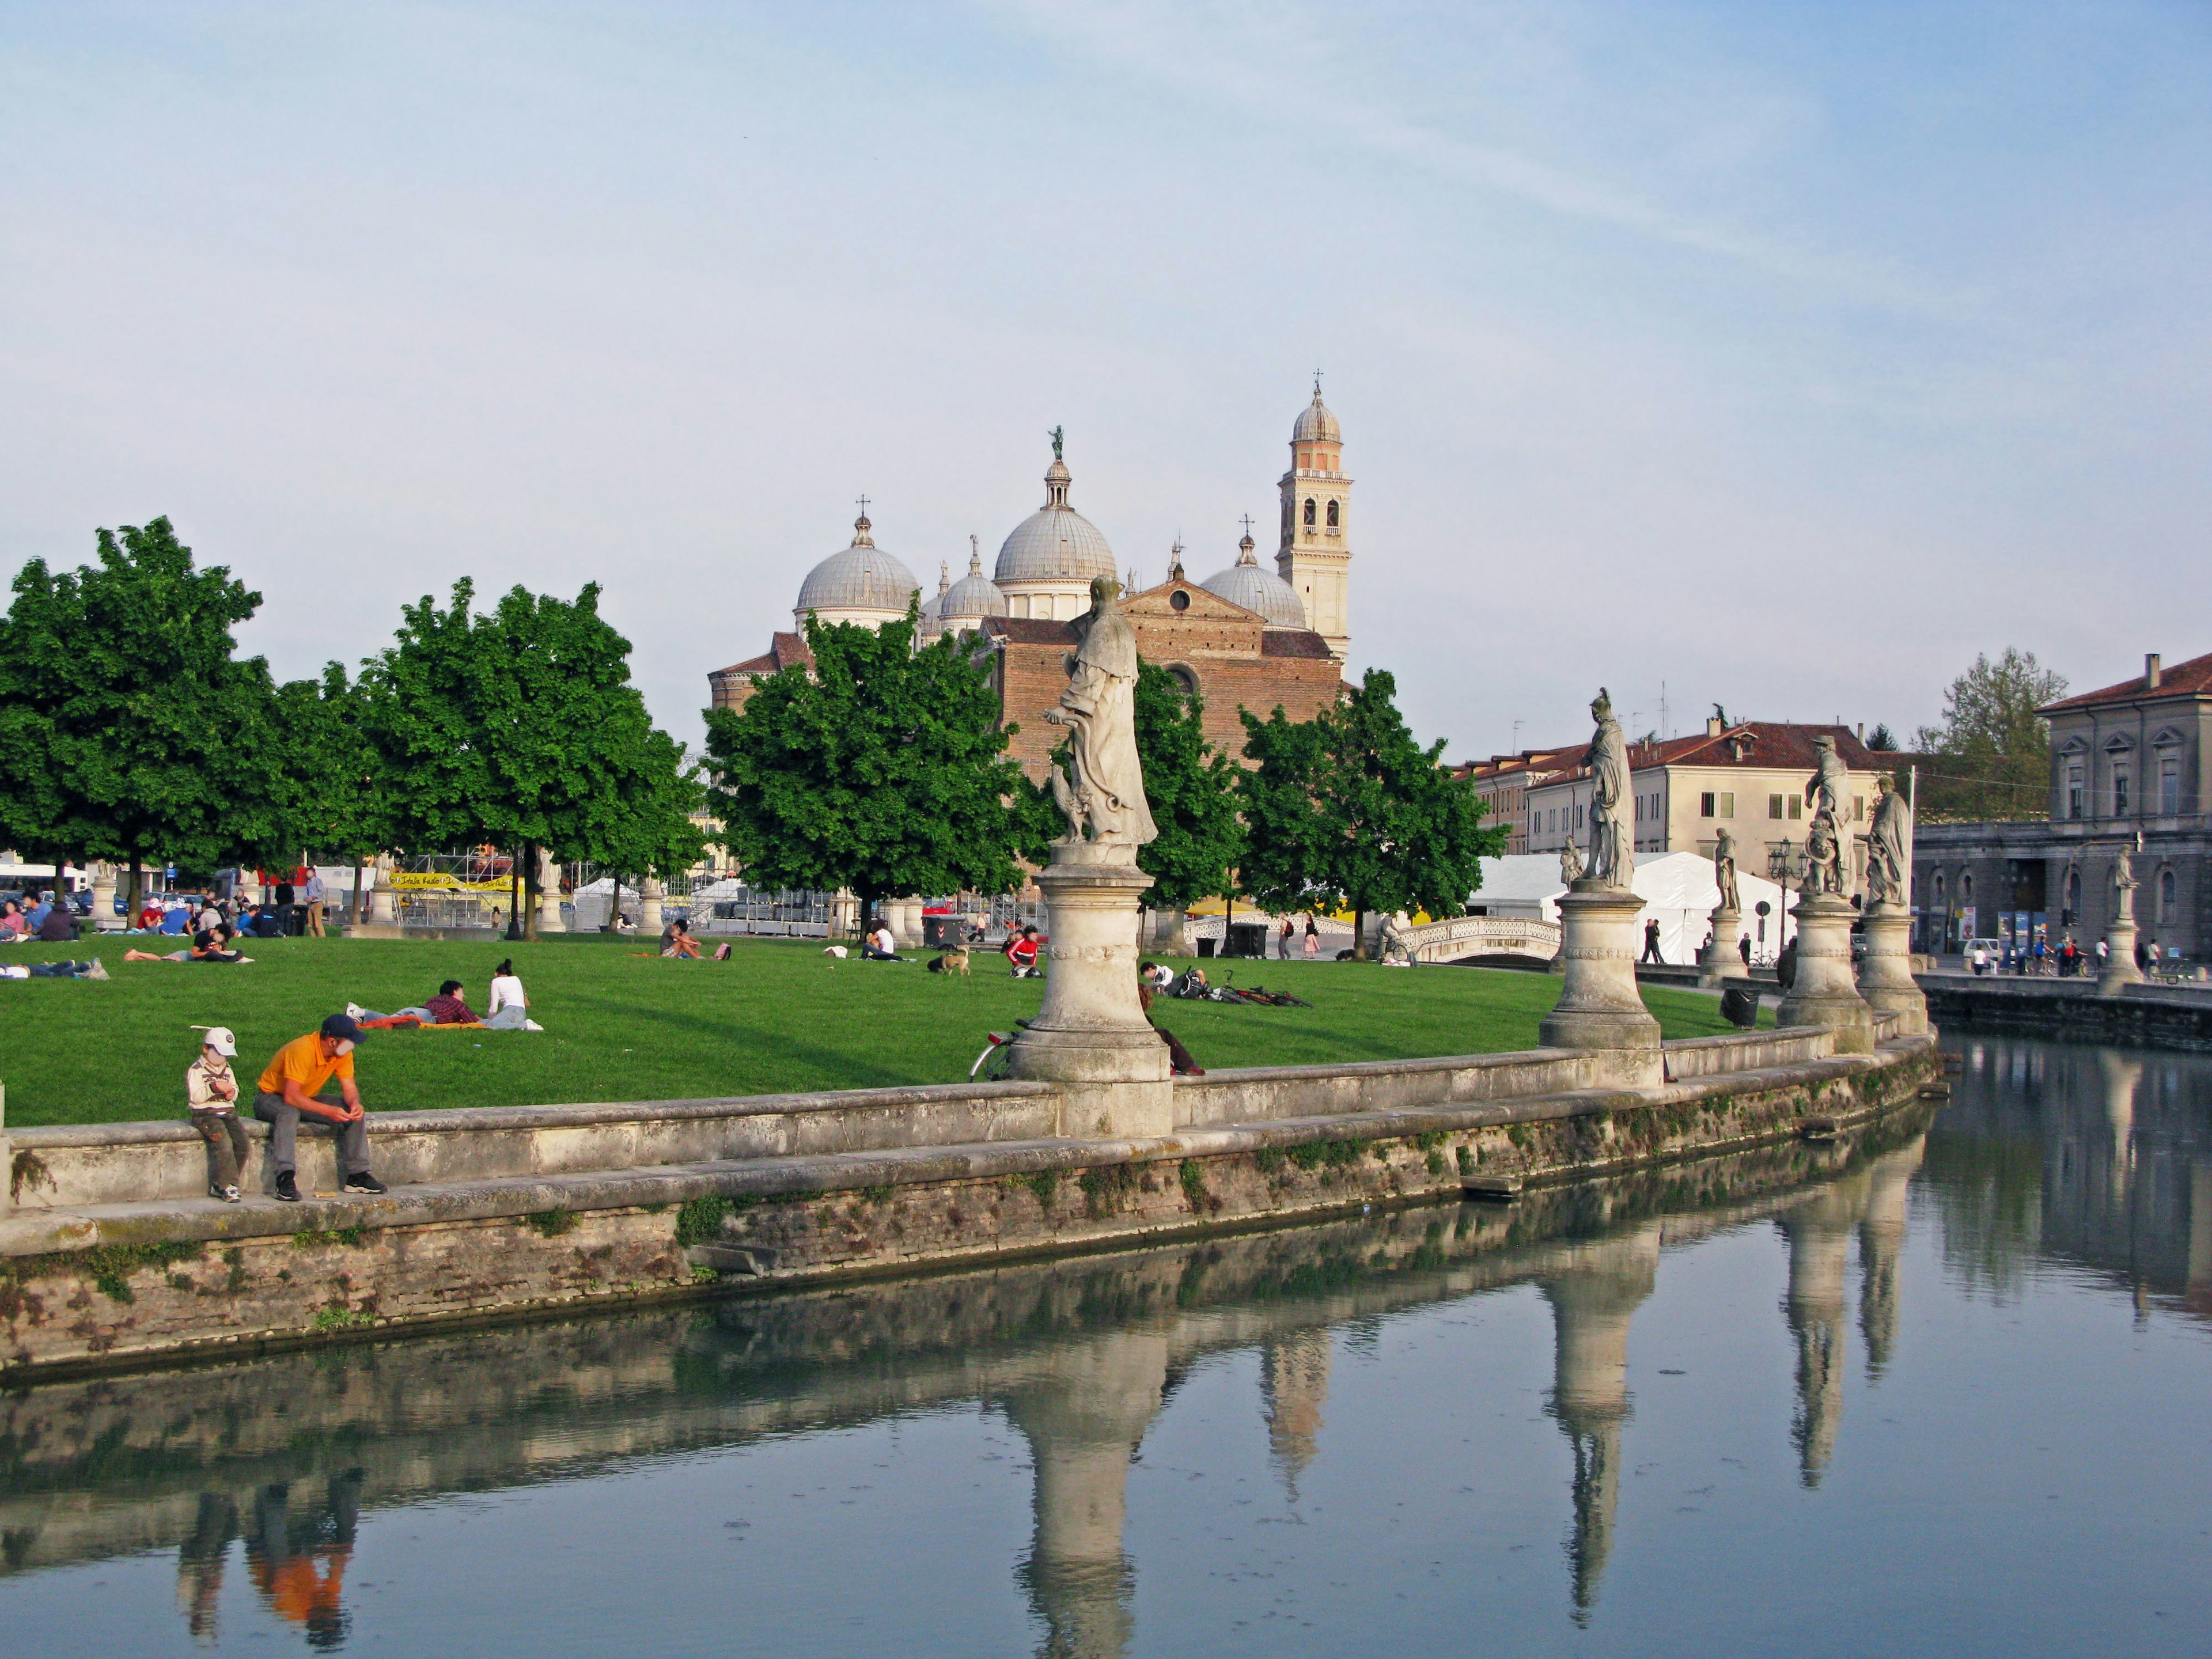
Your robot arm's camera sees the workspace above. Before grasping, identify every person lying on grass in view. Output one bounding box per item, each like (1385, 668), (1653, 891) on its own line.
(0, 958), (108, 979)
(253, 1013), (385, 1202)
(124, 923), (251, 964)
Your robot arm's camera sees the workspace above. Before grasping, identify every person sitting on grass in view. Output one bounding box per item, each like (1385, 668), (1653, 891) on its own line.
(37, 898), (78, 942)
(253, 1013), (385, 1202)
(0, 900), (25, 939)
(661, 919), (703, 959)
(482, 959), (539, 1030)
(1005, 925), (1041, 978)
(861, 916), (903, 962)
(186, 1024), (248, 1203)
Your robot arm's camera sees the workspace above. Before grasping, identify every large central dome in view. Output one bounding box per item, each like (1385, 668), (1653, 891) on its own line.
(794, 513), (920, 627)
(994, 453), (1116, 586)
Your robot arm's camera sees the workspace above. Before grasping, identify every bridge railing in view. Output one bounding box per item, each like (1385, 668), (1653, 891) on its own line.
(1394, 915), (1561, 963)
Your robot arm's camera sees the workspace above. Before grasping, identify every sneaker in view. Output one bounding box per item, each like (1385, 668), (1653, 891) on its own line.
(85, 960), (109, 980)
(342, 1171), (387, 1194)
(221, 1185), (241, 1203)
(346, 1002), (368, 1021)
(274, 1171), (301, 1203)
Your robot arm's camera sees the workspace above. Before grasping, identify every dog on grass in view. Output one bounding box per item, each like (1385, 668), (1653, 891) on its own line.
(927, 946), (971, 976)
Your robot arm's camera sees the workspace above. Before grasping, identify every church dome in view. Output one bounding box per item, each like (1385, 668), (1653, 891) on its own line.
(941, 537), (1008, 623)
(1291, 383), (1341, 445)
(1201, 532), (1308, 629)
(994, 449), (1116, 585)
(794, 513), (920, 623)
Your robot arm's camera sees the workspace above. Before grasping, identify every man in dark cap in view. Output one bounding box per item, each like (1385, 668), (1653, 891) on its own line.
(253, 1014), (385, 1202)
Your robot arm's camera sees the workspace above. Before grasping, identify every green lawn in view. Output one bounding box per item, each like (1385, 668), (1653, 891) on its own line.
(0, 933), (1755, 1128)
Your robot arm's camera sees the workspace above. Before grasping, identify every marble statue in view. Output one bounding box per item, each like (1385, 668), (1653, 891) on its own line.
(1865, 776), (1912, 907)
(1585, 688), (1631, 888)
(1713, 826), (1740, 913)
(1559, 839), (1585, 885)
(1045, 577), (1158, 850)
(1801, 736), (1851, 896)
(2113, 831), (2140, 921)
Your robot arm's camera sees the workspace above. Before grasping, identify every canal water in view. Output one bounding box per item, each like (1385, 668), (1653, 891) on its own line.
(3, 1034), (2209, 1657)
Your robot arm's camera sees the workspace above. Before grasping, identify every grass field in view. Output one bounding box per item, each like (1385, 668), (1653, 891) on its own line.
(0, 933), (1758, 1128)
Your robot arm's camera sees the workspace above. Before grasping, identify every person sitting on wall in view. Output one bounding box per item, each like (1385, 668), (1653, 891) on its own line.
(185, 1024), (248, 1203)
(1003, 925), (1041, 978)
(253, 1013), (385, 1202)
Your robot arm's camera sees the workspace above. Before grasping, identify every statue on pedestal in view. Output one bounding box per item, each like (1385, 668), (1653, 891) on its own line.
(1044, 577), (1157, 853)
(1585, 688), (1631, 888)
(1713, 827), (1740, 914)
(1865, 775), (1912, 908)
(2113, 831), (2139, 921)
(1559, 840), (1584, 885)
(1801, 736), (1852, 897)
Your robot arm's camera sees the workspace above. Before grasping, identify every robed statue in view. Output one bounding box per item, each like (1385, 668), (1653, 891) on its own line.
(1585, 687), (1631, 887)
(1559, 839), (1584, 885)
(1045, 576), (1158, 851)
(1713, 826), (1740, 913)
(1865, 775), (1913, 908)
(1801, 734), (1853, 896)
(2113, 830), (2141, 921)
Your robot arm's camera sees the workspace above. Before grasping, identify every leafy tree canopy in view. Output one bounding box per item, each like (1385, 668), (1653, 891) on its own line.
(1237, 668), (1505, 956)
(703, 611), (1039, 921)
(1129, 662), (1245, 911)
(1913, 648), (2066, 821)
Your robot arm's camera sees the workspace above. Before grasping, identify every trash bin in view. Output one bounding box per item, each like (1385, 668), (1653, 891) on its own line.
(1196, 937), (1216, 959)
(1226, 922), (1269, 959)
(922, 912), (958, 949)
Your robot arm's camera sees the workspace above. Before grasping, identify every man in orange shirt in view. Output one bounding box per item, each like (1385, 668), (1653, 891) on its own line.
(253, 1013), (385, 1202)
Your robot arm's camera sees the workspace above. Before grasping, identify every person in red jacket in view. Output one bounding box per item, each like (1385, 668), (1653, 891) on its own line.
(1005, 925), (1042, 978)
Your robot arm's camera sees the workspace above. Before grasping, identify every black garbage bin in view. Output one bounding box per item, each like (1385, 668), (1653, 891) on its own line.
(922, 913), (957, 949)
(1226, 921), (1269, 959)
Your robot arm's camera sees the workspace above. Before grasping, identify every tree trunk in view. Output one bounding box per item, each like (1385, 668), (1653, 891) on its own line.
(351, 858), (366, 926)
(1351, 906), (1368, 962)
(522, 842), (540, 942)
(126, 855), (143, 925)
(607, 873), (621, 932)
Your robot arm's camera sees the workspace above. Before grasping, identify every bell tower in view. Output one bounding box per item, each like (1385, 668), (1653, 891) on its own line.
(1277, 377), (1351, 660)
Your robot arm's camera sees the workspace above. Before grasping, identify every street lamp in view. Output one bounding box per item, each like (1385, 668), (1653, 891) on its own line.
(1765, 837), (1801, 963)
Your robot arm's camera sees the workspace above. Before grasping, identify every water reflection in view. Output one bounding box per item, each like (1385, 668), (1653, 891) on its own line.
(5, 1037), (2211, 1653)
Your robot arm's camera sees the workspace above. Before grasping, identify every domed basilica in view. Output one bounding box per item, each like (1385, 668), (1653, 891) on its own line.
(709, 384), (1354, 779)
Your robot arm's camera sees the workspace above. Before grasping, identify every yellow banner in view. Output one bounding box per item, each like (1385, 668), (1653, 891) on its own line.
(388, 873), (513, 893)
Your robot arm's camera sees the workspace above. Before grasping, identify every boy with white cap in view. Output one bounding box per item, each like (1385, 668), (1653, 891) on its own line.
(186, 1025), (248, 1202)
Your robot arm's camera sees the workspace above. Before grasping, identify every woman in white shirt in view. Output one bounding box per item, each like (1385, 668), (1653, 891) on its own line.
(484, 959), (536, 1029)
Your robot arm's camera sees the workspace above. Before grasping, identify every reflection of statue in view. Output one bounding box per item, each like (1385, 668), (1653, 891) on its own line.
(1559, 840), (1584, 885)
(1865, 776), (1912, 907)
(1585, 688), (1631, 887)
(1801, 736), (1850, 896)
(1044, 578), (1158, 850)
(1713, 827), (1740, 912)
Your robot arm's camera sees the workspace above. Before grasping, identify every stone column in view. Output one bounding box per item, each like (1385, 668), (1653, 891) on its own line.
(2100, 915), (2143, 995)
(1854, 900), (1927, 1035)
(535, 850), (566, 934)
(89, 863), (122, 931)
(1009, 852), (1171, 1138)
(1696, 906), (1740, 988)
(637, 878), (665, 934)
(368, 874), (398, 926)
(1539, 881), (1661, 1082)
(1776, 892), (1874, 1053)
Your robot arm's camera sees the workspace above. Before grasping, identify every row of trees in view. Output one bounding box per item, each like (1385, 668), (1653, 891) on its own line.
(0, 519), (703, 932)
(704, 608), (1504, 953)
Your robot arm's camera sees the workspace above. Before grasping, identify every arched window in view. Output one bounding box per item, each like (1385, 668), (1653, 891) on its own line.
(2066, 869), (2081, 919)
(1326, 499), (1339, 529)
(1167, 663), (1200, 699)
(2160, 869), (2177, 923)
(1961, 873), (1975, 904)
(1303, 498), (1316, 527)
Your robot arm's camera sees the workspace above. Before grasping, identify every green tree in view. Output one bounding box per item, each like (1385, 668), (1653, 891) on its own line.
(0, 518), (283, 914)
(260, 665), (402, 922)
(1237, 669), (1505, 959)
(360, 579), (703, 937)
(1130, 662), (1244, 911)
(1913, 648), (2066, 821)
(702, 611), (1036, 926)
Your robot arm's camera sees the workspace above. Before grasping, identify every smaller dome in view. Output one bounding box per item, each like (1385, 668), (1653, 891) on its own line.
(794, 512), (921, 622)
(941, 537), (1007, 623)
(1200, 531), (1308, 629)
(917, 561), (950, 634)
(1292, 382), (1341, 445)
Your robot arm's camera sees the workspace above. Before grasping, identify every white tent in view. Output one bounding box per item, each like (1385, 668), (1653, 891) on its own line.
(1471, 851), (1797, 967)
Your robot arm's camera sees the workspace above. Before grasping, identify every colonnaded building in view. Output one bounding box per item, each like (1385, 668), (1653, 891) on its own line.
(709, 385), (1351, 777)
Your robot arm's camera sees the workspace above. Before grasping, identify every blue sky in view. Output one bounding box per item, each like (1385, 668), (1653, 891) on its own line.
(3, 1), (2206, 757)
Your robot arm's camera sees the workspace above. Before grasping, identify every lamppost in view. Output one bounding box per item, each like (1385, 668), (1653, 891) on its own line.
(1765, 837), (1801, 964)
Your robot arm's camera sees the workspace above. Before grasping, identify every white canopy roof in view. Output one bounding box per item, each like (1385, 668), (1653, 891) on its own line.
(1472, 851), (1799, 965)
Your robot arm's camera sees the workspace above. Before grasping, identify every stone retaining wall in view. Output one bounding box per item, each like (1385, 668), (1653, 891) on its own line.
(1918, 972), (2212, 1052)
(0, 1028), (1938, 1380)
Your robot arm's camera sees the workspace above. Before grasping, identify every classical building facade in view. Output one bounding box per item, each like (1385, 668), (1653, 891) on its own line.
(1913, 650), (2212, 960)
(709, 387), (1353, 769)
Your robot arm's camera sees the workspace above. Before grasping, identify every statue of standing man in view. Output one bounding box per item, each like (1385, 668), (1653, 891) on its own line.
(1801, 734), (1853, 896)
(1713, 825), (1740, 913)
(1044, 576), (1157, 853)
(1865, 775), (1913, 908)
(1585, 688), (1632, 888)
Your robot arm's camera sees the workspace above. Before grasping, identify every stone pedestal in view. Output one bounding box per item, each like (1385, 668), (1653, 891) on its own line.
(1697, 906), (1740, 988)
(1007, 851), (1172, 1139)
(369, 880), (398, 926)
(1855, 900), (1927, 1035)
(1539, 882), (1661, 1077)
(1776, 892), (1875, 1052)
(89, 865), (123, 931)
(2099, 916), (2143, 996)
(638, 878), (665, 934)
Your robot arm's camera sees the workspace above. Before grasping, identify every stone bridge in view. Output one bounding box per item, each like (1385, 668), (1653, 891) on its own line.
(1393, 914), (1560, 964)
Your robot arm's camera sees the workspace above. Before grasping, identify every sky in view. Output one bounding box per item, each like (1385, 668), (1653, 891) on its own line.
(2, 1), (2207, 761)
